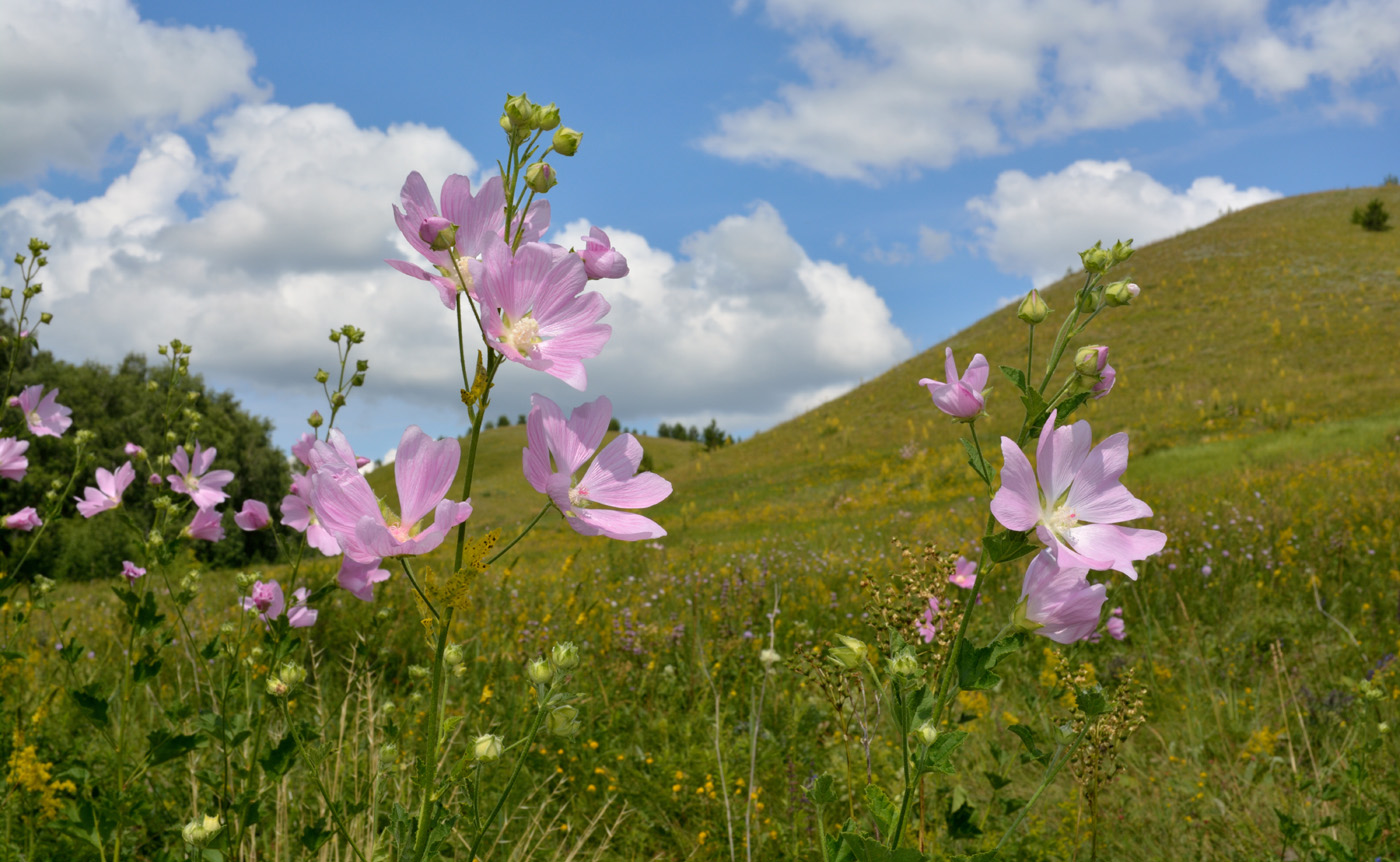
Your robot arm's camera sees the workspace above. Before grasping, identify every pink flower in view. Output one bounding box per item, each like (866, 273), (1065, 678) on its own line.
(280, 473), (342, 556)
(523, 394), (671, 541)
(167, 443), (235, 509)
(12, 385), (72, 437)
(1075, 345), (1116, 400)
(0, 438), (29, 481)
(336, 557), (390, 602)
(184, 507), (225, 542)
(579, 227), (628, 279)
(385, 172), (549, 310)
(148, 473), (162, 485)
(476, 239), (610, 391)
(75, 461), (135, 518)
(242, 579), (284, 619)
(234, 499), (271, 531)
(950, 556), (977, 589)
(1105, 606), (1126, 641)
(124, 442), (144, 457)
(4, 507), (40, 531)
(290, 432), (316, 467)
(286, 587), (317, 628)
(308, 426), (472, 598)
(120, 560), (145, 584)
(991, 410), (1165, 579)
(1018, 547), (1107, 644)
(919, 348), (988, 420)
(917, 596), (941, 643)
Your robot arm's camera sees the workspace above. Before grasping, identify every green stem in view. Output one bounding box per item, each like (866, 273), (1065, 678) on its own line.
(968, 423), (993, 497)
(1025, 324), (1035, 389)
(465, 686), (555, 862)
(930, 512), (998, 726)
(487, 503), (554, 565)
(995, 720), (1094, 850)
(1037, 274), (1095, 395)
(888, 689), (914, 849)
(282, 702), (369, 862)
(410, 607), (455, 859)
(398, 558), (439, 622)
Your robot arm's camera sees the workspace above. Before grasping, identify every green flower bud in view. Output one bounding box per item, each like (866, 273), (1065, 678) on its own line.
(546, 705), (581, 738)
(551, 641), (580, 671)
(504, 93), (535, 128)
(266, 675), (289, 697)
(552, 126), (582, 157)
(39, 312), (52, 324)
(0, 287), (12, 299)
(235, 572), (256, 590)
(444, 643), (465, 667)
(887, 650), (919, 678)
(1110, 238), (1135, 264)
(828, 635), (869, 670)
(1017, 289), (1050, 325)
(527, 657), (554, 685)
(525, 162), (557, 194)
(532, 102), (560, 131)
(356, 359), (370, 372)
(473, 733), (504, 762)
(1078, 243), (1111, 274)
(1103, 281), (1139, 307)
(278, 661), (307, 686)
(499, 113), (517, 134)
(408, 665), (429, 679)
(914, 721), (939, 745)
(308, 410), (323, 429)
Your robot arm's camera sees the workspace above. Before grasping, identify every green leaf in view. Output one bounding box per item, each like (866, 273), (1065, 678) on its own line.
(956, 632), (1027, 692)
(1020, 388), (1050, 432)
(944, 795), (983, 839)
(864, 783), (897, 836)
(951, 852), (1001, 861)
(809, 773), (839, 805)
(983, 530), (1036, 564)
(300, 824), (332, 854)
(145, 729), (199, 767)
(960, 438), (995, 486)
(999, 365), (1027, 394)
(1075, 685), (1110, 717)
(1007, 725), (1051, 765)
(983, 771), (1011, 791)
(135, 590), (164, 635)
(132, 646), (163, 683)
(1050, 391), (1094, 425)
(918, 730), (968, 776)
(69, 684), (109, 727)
(1, 648), (25, 661)
(1318, 834), (1356, 862)
(259, 735), (298, 778)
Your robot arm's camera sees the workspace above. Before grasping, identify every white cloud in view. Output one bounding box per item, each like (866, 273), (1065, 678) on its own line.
(966, 159), (1282, 286)
(707, 0), (1398, 179)
(1223, 0), (1400, 99)
(0, 106), (910, 455)
(0, 0), (263, 182)
(917, 226), (952, 261)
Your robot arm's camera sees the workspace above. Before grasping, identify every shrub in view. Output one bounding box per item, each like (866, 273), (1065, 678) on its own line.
(1351, 198), (1390, 231)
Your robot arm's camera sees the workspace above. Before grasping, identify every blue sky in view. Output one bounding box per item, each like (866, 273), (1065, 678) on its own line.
(1, 0), (1397, 464)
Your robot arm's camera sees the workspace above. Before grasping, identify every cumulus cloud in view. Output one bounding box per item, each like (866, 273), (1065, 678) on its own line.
(0, 104), (910, 455)
(705, 0), (1399, 179)
(0, 0), (263, 183)
(966, 159), (1282, 286)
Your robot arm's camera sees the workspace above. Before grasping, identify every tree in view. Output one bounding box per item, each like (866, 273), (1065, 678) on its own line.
(497, 414), (510, 427)
(1351, 198), (1390, 231)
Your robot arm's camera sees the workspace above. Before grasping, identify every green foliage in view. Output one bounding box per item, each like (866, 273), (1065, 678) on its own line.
(1350, 198), (1389, 231)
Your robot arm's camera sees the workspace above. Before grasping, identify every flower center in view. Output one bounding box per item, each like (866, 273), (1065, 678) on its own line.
(184, 473), (201, 491)
(568, 483), (590, 509)
(1044, 504), (1079, 540)
(26, 410), (40, 427)
(504, 315), (541, 356)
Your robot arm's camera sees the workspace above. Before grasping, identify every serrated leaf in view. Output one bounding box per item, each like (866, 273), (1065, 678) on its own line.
(1075, 685), (1110, 717)
(999, 365), (1027, 394)
(809, 773), (839, 805)
(1007, 725), (1050, 765)
(983, 530), (1036, 564)
(1020, 388), (1050, 430)
(145, 729), (199, 767)
(1051, 391), (1094, 425)
(864, 784), (897, 837)
(300, 824), (332, 854)
(69, 684), (109, 727)
(135, 590), (164, 635)
(960, 438), (995, 486)
(983, 771), (1011, 791)
(132, 647), (163, 683)
(919, 730), (968, 776)
(956, 633), (1026, 692)
(259, 735), (298, 777)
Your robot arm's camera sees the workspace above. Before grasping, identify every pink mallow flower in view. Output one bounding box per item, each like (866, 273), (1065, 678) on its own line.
(11, 385), (72, 437)
(4, 507), (40, 531)
(308, 426), (472, 599)
(523, 394), (671, 541)
(124, 442), (144, 457)
(579, 227), (629, 280)
(950, 556), (977, 589)
(0, 438), (29, 481)
(75, 461), (135, 518)
(385, 172), (549, 310)
(241, 580), (317, 628)
(991, 410), (1165, 579)
(917, 596), (941, 643)
(476, 238), (611, 391)
(281, 473), (342, 556)
(120, 560), (145, 584)
(184, 508), (225, 542)
(919, 348), (988, 421)
(1105, 606), (1126, 641)
(234, 499), (271, 531)
(1074, 345), (1116, 400)
(167, 443), (235, 510)
(1017, 546), (1107, 644)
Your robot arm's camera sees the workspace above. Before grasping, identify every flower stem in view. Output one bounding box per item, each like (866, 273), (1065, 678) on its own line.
(995, 720), (1094, 850)
(487, 503), (554, 565)
(411, 606), (455, 859)
(466, 683), (555, 861)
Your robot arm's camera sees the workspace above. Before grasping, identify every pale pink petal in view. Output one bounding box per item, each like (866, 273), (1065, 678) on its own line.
(576, 435), (672, 509)
(393, 426), (460, 528)
(1036, 414), (1092, 506)
(1062, 524), (1167, 580)
(990, 438), (1041, 531)
(337, 557), (389, 601)
(571, 508), (667, 541)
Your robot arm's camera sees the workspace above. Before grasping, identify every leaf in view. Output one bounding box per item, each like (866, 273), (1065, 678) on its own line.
(1019, 388), (1050, 432)
(460, 351), (489, 408)
(983, 530), (1036, 564)
(1075, 685), (1110, 717)
(864, 784), (897, 837)
(132, 646), (163, 683)
(1051, 391), (1094, 425)
(300, 824), (332, 854)
(1007, 725), (1050, 765)
(956, 632), (1027, 692)
(135, 590), (164, 635)
(983, 771), (1011, 791)
(259, 735), (298, 778)
(999, 365), (1027, 394)
(960, 438), (995, 486)
(69, 684), (109, 727)
(808, 773), (839, 805)
(944, 795), (983, 840)
(145, 730), (199, 767)
(918, 730), (968, 776)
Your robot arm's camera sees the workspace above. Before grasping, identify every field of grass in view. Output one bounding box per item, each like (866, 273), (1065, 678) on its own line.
(2, 187), (1399, 860)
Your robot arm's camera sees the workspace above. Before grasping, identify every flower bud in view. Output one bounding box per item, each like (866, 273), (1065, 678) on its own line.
(356, 359), (370, 372)
(308, 410), (323, 429)
(552, 126), (582, 157)
(1017, 289), (1050, 324)
(1079, 243), (1111, 274)
(545, 643), (578, 672)
(527, 657), (554, 685)
(546, 705), (581, 738)
(419, 217), (457, 251)
(1103, 281), (1139, 307)
(408, 664), (429, 679)
(39, 312), (52, 324)
(525, 162), (557, 194)
(759, 648), (782, 669)
(504, 93), (535, 128)
(182, 815), (221, 846)
(532, 102), (560, 131)
(887, 650), (919, 678)
(473, 733), (504, 762)
(1074, 345), (1108, 377)
(914, 721), (939, 745)
(266, 677), (290, 697)
(278, 661), (307, 686)
(828, 635), (869, 670)
(1110, 238), (1135, 264)
(235, 572), (256, 590)
(0, 287), (10, 300)
(444, 643), (465, 667)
